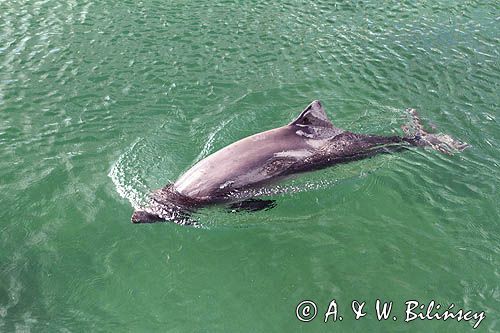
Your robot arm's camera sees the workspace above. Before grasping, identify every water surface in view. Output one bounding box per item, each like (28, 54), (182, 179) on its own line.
(1, 1), (499, 332)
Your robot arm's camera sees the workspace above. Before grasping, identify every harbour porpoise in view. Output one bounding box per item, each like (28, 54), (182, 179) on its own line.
(131, 100), (467, 225)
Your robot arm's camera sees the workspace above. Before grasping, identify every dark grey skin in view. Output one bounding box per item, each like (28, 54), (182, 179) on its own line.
(132, 100), (467, 225)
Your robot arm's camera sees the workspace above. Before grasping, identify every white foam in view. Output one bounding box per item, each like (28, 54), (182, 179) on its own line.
(108, 138), (149, 209)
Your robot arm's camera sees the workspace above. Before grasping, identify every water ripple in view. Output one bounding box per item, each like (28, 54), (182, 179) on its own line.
(1, 0), (499, 331)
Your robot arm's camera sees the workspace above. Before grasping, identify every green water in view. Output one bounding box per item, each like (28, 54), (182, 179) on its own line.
(1, 0), (499, 332)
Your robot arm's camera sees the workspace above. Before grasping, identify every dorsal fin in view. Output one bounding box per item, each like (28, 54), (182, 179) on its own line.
(289, 100), (334, 128)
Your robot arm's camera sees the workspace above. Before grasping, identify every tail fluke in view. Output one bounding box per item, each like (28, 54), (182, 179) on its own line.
(402, 108), (468, 154)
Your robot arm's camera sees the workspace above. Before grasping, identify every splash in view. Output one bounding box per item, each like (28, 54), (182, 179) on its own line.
(193, 115), (234, 162)
(108, 138), (149, 209)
